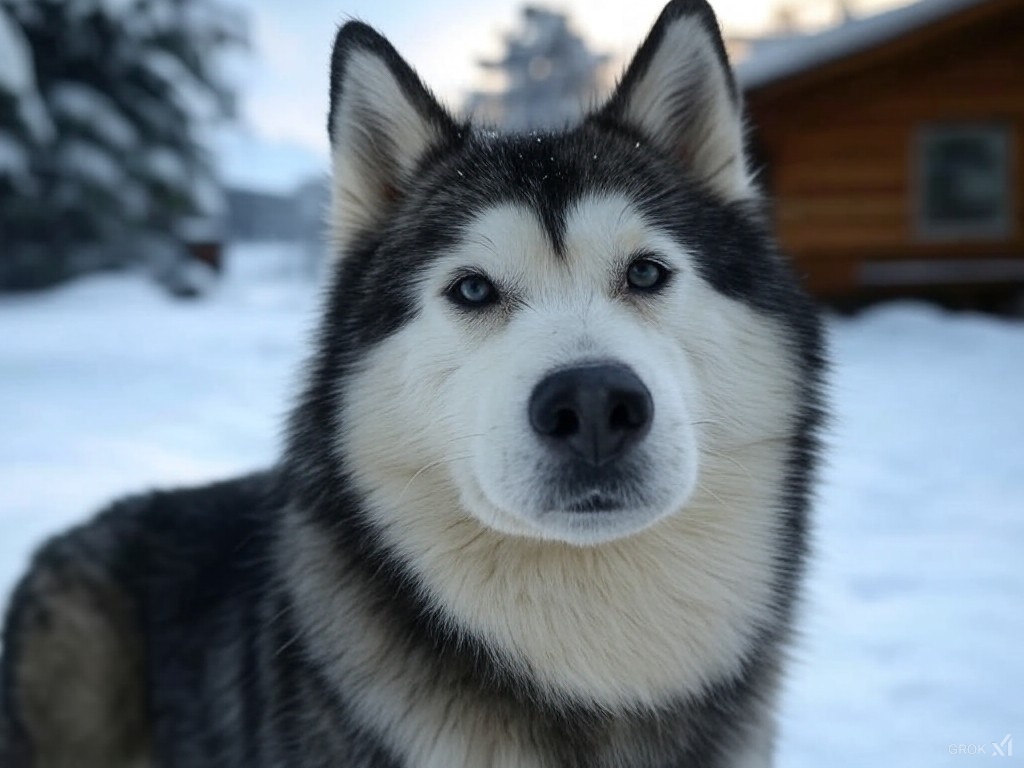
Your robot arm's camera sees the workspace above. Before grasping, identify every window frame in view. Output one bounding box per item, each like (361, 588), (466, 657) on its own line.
(915, 122), (1014, 241)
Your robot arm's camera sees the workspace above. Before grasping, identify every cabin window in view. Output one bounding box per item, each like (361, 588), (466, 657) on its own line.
(917, 124), (1012, 239)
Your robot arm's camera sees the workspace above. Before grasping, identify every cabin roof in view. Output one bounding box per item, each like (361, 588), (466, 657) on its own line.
(736, 0), (996, 92)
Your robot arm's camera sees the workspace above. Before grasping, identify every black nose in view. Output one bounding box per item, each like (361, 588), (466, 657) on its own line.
(529, 363), (653, 467)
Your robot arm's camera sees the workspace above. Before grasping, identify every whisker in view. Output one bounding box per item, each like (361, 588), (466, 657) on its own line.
(724, 436), (790, 451)
(396, 453), (471, 506)
(701, 446), (753, 482)
(697, 481), (730, 510)
(274, 630), (303, 659)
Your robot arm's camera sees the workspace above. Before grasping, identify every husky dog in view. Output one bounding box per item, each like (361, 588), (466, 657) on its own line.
(0, 1), (825, 766)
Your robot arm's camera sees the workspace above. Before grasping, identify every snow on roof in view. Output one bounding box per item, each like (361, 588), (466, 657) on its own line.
(737, 0), (995, 91)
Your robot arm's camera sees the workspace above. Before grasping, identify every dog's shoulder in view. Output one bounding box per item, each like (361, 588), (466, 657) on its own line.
(0, 471), (283, 767)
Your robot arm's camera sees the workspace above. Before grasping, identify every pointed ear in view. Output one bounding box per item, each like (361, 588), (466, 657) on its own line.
(595, 0), (753, 201)
(327, 22), (458, 251)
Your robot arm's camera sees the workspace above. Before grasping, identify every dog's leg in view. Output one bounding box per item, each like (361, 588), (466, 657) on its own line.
(2, 536), (149, 768)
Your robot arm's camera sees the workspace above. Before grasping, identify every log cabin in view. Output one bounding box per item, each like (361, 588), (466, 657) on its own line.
(738, 0), (1024, 307)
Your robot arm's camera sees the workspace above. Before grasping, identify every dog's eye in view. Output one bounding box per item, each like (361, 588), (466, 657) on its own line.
(626, 257), (670, 292)
(448, 274), (498, 308)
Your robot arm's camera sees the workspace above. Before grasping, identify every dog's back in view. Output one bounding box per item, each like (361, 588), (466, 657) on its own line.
(1, 474), (282, 768)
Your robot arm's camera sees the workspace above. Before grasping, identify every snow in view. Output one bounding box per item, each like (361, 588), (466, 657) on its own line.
(0, 133), (28, 177)
(779, 303), (1024, 765)
(59, 139), (127, 186)
(0, 245), (313, 600)
(0, 8), (32, 94)
(16, 95), (56, 144)
(140, 48), (224, 123)
(144, 146), (191, 187)
(1, 245), (1022, 764)
(49, 82), (139, 151)
(191, 170), (228, 217)
(0, 7), (54, 143)
(737, 0), (990, 91)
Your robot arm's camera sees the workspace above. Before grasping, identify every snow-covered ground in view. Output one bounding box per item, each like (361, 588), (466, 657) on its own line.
(1, 243), (1021, 764)
(0, 245), (315, 595)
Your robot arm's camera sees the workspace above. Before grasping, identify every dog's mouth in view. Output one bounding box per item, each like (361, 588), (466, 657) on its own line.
(538, 461), (646, 515)
(556, 493), (625, 514)
(468, 466), (681, 545)
(528, 484), (674, 545)
(464, 438), (694, 543)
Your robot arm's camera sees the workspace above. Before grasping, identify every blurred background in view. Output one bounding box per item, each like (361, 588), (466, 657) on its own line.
(1, 0), (1022, 764)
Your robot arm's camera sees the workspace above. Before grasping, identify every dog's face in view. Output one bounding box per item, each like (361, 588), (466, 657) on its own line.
(321, 2), (800, 547)
(373, 188), (705, 545)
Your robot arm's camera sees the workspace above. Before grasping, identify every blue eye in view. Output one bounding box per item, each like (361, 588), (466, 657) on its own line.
(448, 274), (498, 308)
(626, 257), (669, 292)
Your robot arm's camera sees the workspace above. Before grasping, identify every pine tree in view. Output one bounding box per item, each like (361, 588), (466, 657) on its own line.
(0, 0), (244, 290)
(0, 8), (45, 180)
(466, 7), (609, 132)
(1, 6), (53, 286)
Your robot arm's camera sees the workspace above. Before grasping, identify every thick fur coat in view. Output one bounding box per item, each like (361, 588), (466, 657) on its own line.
(0, 2), (826, 766)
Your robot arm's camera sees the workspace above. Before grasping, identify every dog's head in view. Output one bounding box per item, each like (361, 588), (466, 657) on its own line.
(308, 0), (816, 548)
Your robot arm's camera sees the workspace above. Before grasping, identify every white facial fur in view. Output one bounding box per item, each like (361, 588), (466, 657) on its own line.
(342, 195), (703, 545)
(336, 193), (802, 709)
(446, 197), (705, 544)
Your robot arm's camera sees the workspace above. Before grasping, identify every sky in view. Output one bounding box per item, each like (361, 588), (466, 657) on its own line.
(215, 0), (911, 192)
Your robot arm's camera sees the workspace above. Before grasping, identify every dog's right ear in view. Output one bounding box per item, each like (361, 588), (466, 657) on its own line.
(327, 22), (458, 253)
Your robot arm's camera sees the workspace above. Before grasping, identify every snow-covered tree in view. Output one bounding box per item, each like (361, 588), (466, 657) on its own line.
(0, 9), (48, 180)
(0, 0), (245, 290)
(465, 6), (609, 132)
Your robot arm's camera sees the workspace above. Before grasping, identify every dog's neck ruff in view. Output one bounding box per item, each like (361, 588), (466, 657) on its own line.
(284, 430), (787, 714)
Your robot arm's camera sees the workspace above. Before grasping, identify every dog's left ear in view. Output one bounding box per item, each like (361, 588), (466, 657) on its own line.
(327, 22), (458, 252)
(594, 0), (753, 201)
